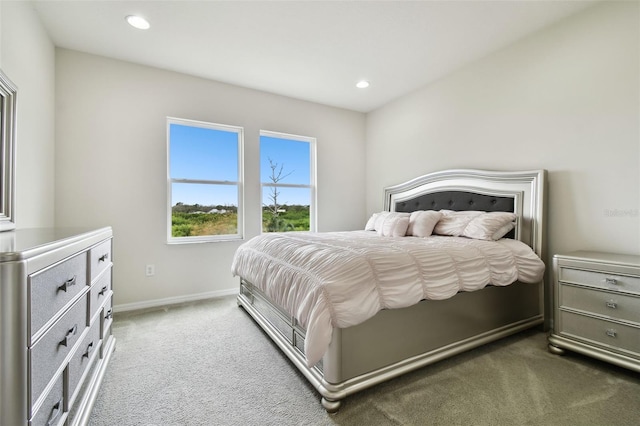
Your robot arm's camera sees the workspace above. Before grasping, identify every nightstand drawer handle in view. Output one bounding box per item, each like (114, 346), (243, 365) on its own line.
(605, 329), (617, 338)
(605, 300), (618, 309)
(98, 253), (109, 262)
(45, 398), (63, 426)
(604, 277), (618, 286)
(98, 285), (108, 297)
(105, 308), (113, 320)
(57, 275), (77, 292)
(58, 324), (78, 347)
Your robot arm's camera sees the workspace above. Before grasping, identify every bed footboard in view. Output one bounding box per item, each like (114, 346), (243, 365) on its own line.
(237, 278), (543, 413)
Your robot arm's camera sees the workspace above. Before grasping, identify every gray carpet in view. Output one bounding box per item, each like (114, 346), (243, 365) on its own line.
(89, 296), (640, 426)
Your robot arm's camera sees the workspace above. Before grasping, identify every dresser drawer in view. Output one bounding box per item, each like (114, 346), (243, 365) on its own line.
(89, 239), (111, 281)
(29, 372), (64, 426)
(559, 267), (640, 295)
(102, 295), (113, 340)
(29, 296), (87, 409)
(68, 318), (101, 402)
(89, 267), (111, 322)
(560, 284), (640, 324)
(29, 252), (88, 339)
(559, 311), (640, 355)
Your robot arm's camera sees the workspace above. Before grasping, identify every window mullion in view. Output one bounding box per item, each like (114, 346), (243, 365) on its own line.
(172, 178), (239, 186)
(261, 182), (311, 189)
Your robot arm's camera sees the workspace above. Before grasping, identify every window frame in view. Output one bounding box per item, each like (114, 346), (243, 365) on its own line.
(167, 117), (244, 244)
(260, 130), (317, 233)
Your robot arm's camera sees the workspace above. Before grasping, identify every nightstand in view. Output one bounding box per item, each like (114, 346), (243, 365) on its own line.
(548, 251), (640, 372)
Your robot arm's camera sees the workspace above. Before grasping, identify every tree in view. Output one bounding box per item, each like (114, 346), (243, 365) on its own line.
(264, 158), (295, 232)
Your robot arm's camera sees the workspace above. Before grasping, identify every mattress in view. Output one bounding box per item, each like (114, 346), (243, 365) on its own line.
(231, 231), (545, 366)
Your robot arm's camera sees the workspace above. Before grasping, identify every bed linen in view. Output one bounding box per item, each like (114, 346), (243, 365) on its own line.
(231, 231), (545, 367)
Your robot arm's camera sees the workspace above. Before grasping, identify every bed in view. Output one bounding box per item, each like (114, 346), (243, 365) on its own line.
(233, 169), (546, 413)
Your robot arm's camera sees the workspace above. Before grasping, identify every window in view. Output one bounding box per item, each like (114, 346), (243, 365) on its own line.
(167, 117), (243, 243)
(260, 130), (316, 232)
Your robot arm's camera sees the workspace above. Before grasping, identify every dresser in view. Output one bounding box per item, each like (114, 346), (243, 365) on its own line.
(0, 227), (115, 426)
(548, 251), (640, 372)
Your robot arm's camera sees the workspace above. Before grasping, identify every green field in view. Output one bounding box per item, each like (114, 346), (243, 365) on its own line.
(262, 204), (310, 232)
(171, 204), (309, 237)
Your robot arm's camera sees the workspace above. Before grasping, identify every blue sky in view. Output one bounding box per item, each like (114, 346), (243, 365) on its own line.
(260, 135), (311, 207)
(170, 124), (311, 206)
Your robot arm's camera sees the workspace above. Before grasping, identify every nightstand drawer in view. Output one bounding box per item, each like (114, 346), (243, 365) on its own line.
(559, 267), (640, 295)
(559, 311), (640, 355)
(560, 284), (640, 324)
(29, 252), (88, 339)
(29, 295), (88, 409)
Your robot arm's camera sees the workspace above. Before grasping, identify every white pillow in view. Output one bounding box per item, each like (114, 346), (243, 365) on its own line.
(376, 212), (410, 237)
(433, 210), (516, 241)
(373, 212), (391, 231)
(365, 212), (389, 231)
(433, 210), (483, 236)
(462, 211), (516, 240)
(365, 212), (380, 231)
(407, 210), (442, 237)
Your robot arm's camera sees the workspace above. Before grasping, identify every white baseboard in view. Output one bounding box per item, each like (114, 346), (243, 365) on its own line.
(113, 288), (239, 313)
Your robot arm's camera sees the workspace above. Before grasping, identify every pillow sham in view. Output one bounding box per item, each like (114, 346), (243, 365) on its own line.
(365, 211), (392, 231)
(433, 210), (516, 241)
(433, 210), (483, 237)
(407, 210), (442, 237)
(364, 212), (381, 231)
(377, 212), (410, 237)
(365, 211), (410, 236)
(462, 211), (516, 240)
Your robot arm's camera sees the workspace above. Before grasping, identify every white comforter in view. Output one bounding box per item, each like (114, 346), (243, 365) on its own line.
(231, 231), (545, 367)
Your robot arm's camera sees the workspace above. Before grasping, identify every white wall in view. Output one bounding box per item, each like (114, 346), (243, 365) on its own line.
(366, 1), (640, 262)
(0, 1), (56, 228)
(55, 49), (366, 309)
(10, 0), (637, 311)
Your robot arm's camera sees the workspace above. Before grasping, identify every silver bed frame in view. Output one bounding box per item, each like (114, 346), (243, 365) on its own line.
(237, 169), (547, 413)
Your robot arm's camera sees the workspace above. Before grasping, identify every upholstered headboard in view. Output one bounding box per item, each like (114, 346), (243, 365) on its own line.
(383, 169), (546, 258)
(394, 190), (515, 214)
(394, 190), (517, 239)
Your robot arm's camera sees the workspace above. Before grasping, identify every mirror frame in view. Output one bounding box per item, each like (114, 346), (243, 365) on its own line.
(0, 69), (17, 232)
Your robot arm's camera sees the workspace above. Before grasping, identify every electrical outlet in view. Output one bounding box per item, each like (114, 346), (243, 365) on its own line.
(145, 264), (155, 277)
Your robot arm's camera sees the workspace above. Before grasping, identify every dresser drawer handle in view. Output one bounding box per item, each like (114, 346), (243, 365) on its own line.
(58, 324), (78, 347)
(98, 253), (109, 263)
(83, 341), (95, 358)
(605, 329), (617, 338)
(98, 285), (109, 297)
(57, 275), (77, 292)
(45, 398), (63, 426)
(605, 300), (618, 309)
(105, 308), (113, 320)
(604, 277), (618, 286)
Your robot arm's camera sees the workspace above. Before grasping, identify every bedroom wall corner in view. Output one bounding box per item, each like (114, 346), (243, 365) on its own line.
(54, 49), (366, 310)
(365, 0), (640, 260)
(0, 1), (56, 228)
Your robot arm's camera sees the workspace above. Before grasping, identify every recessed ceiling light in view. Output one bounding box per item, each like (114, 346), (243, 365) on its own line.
(126, 15), (150, 30)
(356, 80), (370, 89)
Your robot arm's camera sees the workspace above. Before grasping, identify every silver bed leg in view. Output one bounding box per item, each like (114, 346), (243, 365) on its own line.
(321, 397), (341, 414)
(547, 343), (566, 355)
